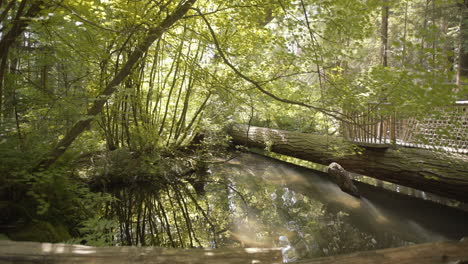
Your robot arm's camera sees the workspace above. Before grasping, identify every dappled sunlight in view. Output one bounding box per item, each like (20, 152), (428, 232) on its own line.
(1, 240), (282, 263)
(41, 243), (96, 255)
(328, 193), (362, 209)
(226, 159), (242, 165)
(2, 0), (467, 263)
(72, 247), (97, 255)
(262, 167), (311, 186)
(273, 130), (289, 144)
(244, 248), (281, 253)
(359, 198), (389, 225)
(231, 152), (312, 186)
(229, 217), (276, 248)
(406, 220), (447, 241)
(229, 231), (274, 248)
(2, 151), (466, 263)
(211, 152), (467, 258)
(272, 167), (311, 186)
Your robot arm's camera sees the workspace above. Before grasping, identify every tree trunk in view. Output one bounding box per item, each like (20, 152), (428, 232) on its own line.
(381, 0), (389, 67)
(297, 239), (468, 264)
(0, 0), (44, 121)
(458, 0), (468, 89)
(228, 124), (468, 202)
(0, 1), (44, 61)
(34, 0), (197, 170)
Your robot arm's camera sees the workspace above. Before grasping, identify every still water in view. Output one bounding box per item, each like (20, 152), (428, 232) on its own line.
(208, 152), (468, 260)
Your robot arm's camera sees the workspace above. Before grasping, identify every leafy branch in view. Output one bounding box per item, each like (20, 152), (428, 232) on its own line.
(193, 7), (347, 122)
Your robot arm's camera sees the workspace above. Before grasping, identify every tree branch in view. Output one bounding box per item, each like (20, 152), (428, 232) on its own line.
(193, 8), (347, 122)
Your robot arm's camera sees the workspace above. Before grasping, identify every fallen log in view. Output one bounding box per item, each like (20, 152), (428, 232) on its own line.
(1, 239), (466, 264)
(228, 124), (468, 202)
(0, 240), (282, 264)
(296, 238), (468, 264)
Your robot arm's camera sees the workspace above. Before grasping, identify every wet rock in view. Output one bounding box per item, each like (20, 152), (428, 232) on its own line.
(327, 162), (360, 197)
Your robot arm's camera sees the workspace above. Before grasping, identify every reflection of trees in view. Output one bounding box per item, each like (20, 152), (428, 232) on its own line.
(314, 203), (411, 257)
(104, 180), (221, 247)
(225, 163), (324, 253)
(220, 154), (417, 260)
(90, 164), (260, 248)
(89, 152), (420, 258)
(82, 148), (240, 247)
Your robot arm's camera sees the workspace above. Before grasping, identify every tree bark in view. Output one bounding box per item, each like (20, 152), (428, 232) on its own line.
(458, 0), (468, 89)
(297, 238), (468, 264)
(0, 0), (44, 121)
(0, 0), (44, 61)
(229, 124), (468, 202)
(34, 0), (197, 170)
(381, 0), (389, 67)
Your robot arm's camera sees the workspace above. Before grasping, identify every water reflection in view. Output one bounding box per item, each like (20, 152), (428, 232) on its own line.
(260, 148), (468, 211)
(96, 152), (468, 261)
(211, 152), (468, 259)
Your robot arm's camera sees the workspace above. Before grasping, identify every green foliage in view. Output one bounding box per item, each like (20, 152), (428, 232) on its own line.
(0, 0), (466, 246)
(0, 137), (112, 242)
(71, 216), (118, 246)
(8, 221), (71, 243)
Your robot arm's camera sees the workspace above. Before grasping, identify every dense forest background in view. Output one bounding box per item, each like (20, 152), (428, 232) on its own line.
(0, 0), (467, 248)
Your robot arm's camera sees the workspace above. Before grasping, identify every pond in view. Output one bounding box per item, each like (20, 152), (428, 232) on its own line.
(207, 152), (468, 260)
(103, 152), (468, 262)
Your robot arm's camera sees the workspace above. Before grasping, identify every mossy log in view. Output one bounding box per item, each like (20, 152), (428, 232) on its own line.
(229, 124), (468, 202)
(297, 238), (468, 264)
(0, 240), (282, 264)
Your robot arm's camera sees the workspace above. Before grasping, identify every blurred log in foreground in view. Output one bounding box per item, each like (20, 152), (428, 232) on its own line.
(0, 240), (282, 264)
(1, 239), (468, 264)
(297, 238), (468, 264)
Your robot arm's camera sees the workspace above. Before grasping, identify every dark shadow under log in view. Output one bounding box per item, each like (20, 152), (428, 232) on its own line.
(228, 124), (468, 202)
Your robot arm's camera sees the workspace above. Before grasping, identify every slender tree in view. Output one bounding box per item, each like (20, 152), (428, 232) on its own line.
(0, 0), (45, 121)
(458, 0), (468, 90)
(381, 0), (389, 67)
(35, 0), (197, 170)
